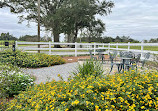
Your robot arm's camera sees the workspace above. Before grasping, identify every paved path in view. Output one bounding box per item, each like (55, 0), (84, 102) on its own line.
(22, 61), (152, 84)
(22, 61), (118, 84)
(22, 62), (78, 84)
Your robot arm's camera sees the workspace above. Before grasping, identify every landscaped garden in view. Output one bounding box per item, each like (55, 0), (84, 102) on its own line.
(0, 0), (158, 110)
(0, 49), (65, 68)
(0, 49), (66, 110)
(0, 56), (158, 110)
(0, 63), (35, 98)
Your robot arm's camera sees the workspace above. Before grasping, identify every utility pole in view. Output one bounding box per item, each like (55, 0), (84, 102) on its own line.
(37, 0), (40, 53)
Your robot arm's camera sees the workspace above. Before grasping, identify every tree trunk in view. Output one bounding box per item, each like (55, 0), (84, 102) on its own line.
(71, 25), (78, 48)
(67, 34), (71, 43)
(73, 24), (78, 43)
(53, 27), (61, 48)
(67, 34), (71, 47)
(88, 36), (91, 43)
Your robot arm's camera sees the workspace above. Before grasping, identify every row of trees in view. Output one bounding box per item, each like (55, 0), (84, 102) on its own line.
(144, 38), (158, 43)
(19, 35), (52, 42)
(0, 33), (18, 40)
(0, 32), (140, 43)
(1, 32), (157, 43)
(0, 33), (52, 42)
(76, 36), (140, 43)
(0, 0), (114, 47)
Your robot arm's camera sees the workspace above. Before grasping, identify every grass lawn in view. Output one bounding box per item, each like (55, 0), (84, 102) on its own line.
(105, 46), (158, 51)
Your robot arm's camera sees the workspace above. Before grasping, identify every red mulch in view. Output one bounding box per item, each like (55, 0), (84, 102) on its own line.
(62, 55), (109, 63)
(0, 97), (14, 104)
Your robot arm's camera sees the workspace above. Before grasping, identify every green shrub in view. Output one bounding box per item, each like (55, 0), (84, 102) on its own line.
(0, 63), (34, 97)
(2, 70), (158, 110)
(0, 49), (65, 68)
(73, 60), (104, 78)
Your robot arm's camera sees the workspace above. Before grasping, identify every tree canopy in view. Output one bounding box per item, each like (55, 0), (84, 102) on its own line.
(1, 0), (114, 45)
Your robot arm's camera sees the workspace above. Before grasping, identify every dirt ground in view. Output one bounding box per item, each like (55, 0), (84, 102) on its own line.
(62, 55), (110, 63)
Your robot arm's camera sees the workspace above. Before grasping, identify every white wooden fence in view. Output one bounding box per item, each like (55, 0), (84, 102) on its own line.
(15, 41), (158, 58)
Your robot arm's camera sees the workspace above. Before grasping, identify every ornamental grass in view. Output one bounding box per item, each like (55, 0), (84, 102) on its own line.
(1, 69), (158, 111)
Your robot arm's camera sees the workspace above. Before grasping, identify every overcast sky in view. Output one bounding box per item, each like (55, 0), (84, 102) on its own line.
(0, 0), (158, 41)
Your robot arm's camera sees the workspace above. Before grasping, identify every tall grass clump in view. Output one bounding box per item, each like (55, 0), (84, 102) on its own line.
(73, 59), (104, 78)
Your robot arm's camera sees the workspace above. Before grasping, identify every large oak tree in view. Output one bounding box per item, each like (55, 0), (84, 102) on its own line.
(60, 0), (114, 43)
(0, 0), (114, 46)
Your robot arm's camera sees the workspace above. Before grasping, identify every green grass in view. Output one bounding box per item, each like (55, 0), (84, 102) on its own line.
(0, 40), (15, 47)
(105, 46), (158, 51)
(143, 46), (158, 51)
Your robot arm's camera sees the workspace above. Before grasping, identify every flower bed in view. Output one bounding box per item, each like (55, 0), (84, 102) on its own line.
(1, 70), (158, 110)
(0, 63), (34, 98)
(0, 49), (65, 68)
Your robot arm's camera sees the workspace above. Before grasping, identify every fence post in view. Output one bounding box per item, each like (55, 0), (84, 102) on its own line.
(108, 43), (110, 55)
(87, 44), (89, 51)
(141, 40), (144, 59)
(116, 42), (118, 51)
(49, 41), (51, 55)
(94, 42), (96, 55)
(128, 42), (130, 51)
(75, 42), (77, 57)
(15, 41), (18, 48)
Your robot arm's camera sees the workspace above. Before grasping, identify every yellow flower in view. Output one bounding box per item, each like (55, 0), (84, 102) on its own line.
(46, 106), (48, 110)
(65, 108), (69, 111)
(86, 101), (89, 105)
(71, 100), (79, 106)
(141, 106), (145, 109)
(81, 94), (85, 98)
(95, 105), (99, 111)
(111, 105), (115, 108)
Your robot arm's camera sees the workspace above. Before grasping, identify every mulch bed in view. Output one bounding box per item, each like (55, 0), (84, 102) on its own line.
(0, 97), (14, 104)
(62, 55), (110, 63)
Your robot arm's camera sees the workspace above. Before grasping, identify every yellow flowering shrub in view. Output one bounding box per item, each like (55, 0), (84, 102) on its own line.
(0, 49), (65, 68)
(1, 70), (158, 110)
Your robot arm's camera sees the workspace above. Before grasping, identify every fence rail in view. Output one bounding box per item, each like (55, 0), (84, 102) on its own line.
(15, 41), (158, 58)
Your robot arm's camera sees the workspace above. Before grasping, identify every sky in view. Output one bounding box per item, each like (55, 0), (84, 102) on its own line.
(0, 0), (158, 41)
